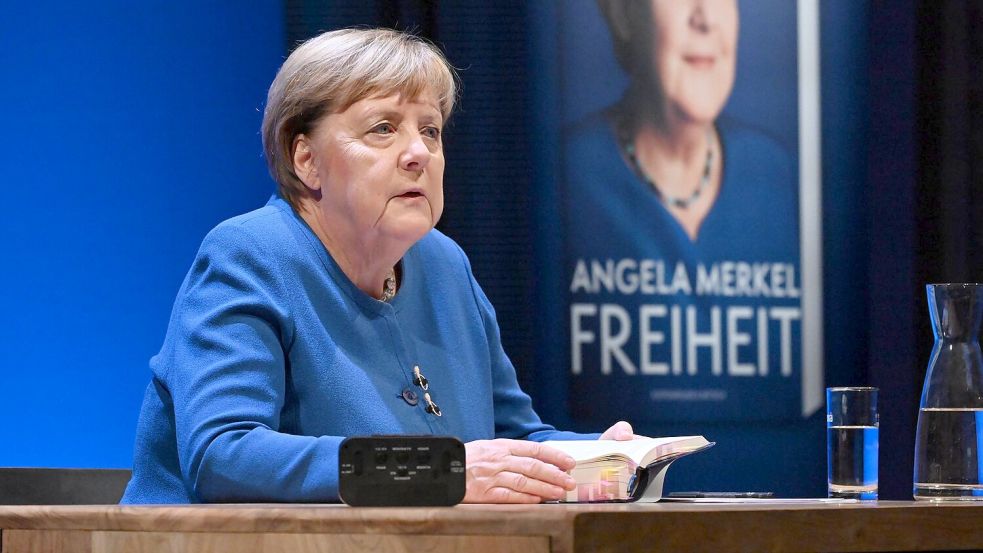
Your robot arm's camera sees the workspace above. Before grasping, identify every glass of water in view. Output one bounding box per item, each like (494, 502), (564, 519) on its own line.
(827, 387), (878, 500)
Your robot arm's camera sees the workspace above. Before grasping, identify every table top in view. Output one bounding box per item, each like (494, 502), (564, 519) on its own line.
(2, 501), (981, 553)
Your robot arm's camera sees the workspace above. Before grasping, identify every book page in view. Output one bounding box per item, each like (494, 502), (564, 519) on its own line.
(544, 436), (708, 465)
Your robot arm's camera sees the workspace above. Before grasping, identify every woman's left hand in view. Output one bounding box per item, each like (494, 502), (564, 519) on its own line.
(598, 420), (636, 440)
(462, 439), (576, 503)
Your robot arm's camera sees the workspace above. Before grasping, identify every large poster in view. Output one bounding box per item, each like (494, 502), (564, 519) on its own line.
(560, 0), (822, 422)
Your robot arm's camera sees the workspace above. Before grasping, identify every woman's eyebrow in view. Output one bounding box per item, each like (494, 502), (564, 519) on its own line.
(419, 113), (443, 126)
(359, 107), (443, 126)
(359, 108), (402, 122)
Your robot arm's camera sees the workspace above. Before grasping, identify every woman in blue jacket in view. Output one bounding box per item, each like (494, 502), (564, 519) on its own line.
(121, 28), (635, 505)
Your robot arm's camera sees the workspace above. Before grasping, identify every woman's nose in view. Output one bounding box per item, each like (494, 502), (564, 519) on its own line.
(399, 135), (431, 172)
(689, 1), (710, 32)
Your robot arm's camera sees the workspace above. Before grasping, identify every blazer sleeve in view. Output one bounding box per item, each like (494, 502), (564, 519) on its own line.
(158, 222), (343, 502)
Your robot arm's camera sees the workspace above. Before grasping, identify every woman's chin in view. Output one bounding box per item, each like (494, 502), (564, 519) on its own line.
(380, 215), (435, 246)
(672, 102), (726, 127)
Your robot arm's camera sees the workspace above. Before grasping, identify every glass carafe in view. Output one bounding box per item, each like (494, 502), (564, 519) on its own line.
(913, 283), (983, 500)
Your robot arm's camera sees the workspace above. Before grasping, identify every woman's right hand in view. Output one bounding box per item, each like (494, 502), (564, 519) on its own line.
(463, 439), (577, 503)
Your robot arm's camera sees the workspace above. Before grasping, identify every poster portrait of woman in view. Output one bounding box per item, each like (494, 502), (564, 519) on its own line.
(560, 0), (822, 423)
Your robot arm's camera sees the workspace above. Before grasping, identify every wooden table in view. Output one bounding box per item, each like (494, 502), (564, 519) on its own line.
(1, 501), (982, 552)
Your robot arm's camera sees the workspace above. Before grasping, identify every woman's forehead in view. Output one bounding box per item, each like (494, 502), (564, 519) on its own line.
(344, 90), (443, 117)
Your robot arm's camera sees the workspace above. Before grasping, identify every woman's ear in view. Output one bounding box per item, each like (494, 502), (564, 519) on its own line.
(292, 134), (321, 191)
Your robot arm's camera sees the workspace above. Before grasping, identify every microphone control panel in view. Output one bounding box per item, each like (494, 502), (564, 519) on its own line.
(339, 435), (465, 506)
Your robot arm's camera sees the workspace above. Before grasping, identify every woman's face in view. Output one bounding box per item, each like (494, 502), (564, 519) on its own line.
(303, 91), (445, 247)
(648, 0), (739, 124)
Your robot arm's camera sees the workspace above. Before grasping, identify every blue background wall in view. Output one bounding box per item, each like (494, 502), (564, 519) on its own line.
(0, 0), (914, 499)
(0, 1), (284, 468)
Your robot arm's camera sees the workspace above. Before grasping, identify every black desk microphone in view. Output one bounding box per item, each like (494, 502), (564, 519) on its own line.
(338, 435), (466, 506)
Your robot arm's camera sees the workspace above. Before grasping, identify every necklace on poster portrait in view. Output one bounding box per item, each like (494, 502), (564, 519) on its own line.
(622, 129), (715, 210)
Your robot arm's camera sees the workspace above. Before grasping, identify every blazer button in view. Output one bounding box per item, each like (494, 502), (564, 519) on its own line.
(401, 388), (419, 406)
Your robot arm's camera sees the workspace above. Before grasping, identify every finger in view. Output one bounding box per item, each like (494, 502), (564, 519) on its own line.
(495, 470), (569, 500)
(600, 420), (634, 441)
(505, 455), (577, 491)
(506, 441), (577, 471)
(477, 486), (545, 504)
(612, 421), (634, 440)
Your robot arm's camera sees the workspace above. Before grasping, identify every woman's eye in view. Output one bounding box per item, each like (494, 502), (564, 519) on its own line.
(370, 123), (396, 135)
(422, 126), (441, 140)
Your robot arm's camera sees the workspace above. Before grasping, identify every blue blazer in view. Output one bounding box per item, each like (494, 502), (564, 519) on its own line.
(122, 195), (589, 504)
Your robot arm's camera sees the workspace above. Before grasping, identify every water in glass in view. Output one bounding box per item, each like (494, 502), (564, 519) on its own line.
(828, 425), (878, 498)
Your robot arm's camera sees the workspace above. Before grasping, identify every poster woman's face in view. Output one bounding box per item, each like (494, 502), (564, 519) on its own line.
(648, 0), (738, 124)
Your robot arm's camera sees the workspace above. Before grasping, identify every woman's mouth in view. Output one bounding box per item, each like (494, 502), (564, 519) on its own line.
(397, 190), (425, 200)
(683, 55), (716, 69)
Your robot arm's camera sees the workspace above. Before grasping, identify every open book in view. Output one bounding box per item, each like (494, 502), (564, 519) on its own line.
(544, 436), (713, 503)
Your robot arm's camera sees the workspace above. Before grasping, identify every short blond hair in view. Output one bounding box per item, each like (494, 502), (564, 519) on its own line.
(261, 28), (458, 207)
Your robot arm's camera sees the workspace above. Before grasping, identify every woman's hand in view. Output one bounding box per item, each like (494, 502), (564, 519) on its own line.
(463, 439), (577, 503)
(599, 420), (636, 440)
